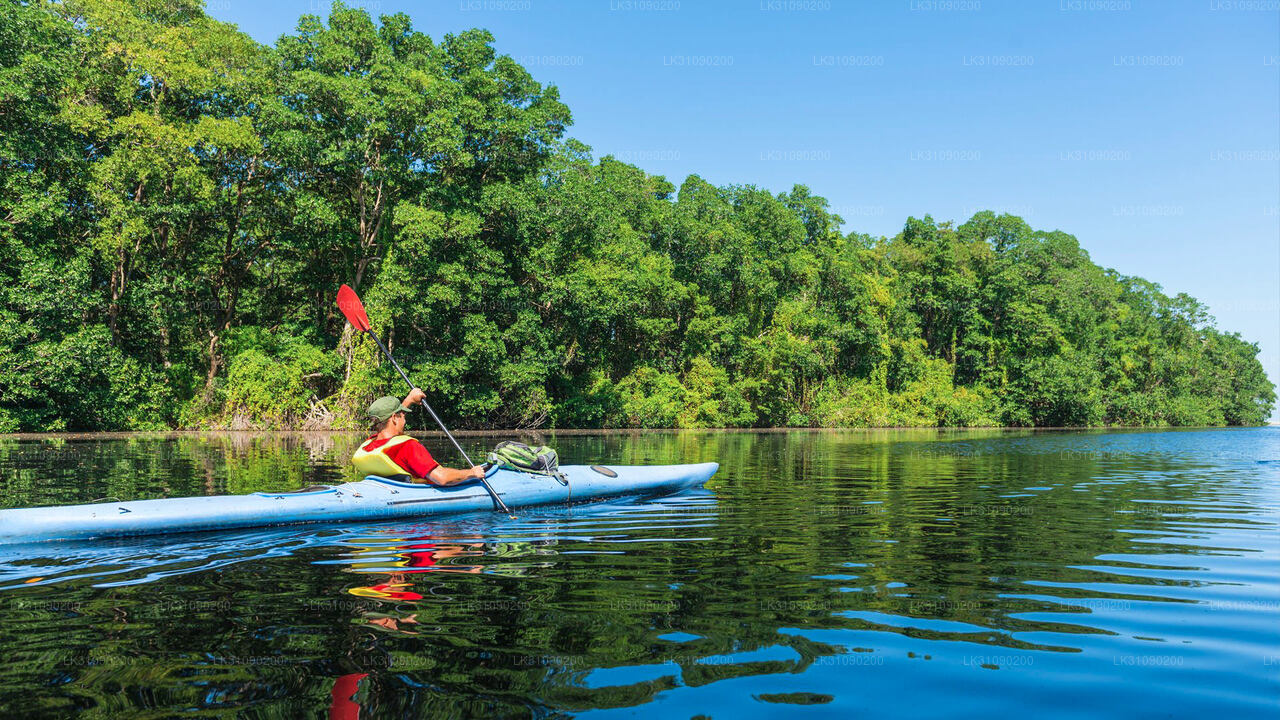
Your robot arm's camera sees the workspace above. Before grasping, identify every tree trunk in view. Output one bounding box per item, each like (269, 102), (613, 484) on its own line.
(204, 330), (221, 398)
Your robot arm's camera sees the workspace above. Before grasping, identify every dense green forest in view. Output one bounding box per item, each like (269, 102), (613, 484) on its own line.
(0, 0), (1273, 432)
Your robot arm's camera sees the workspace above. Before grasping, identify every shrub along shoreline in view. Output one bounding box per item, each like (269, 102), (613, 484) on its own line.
(1, 1), (1273, 431)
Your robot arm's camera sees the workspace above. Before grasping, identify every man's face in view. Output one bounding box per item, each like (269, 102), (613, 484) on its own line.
(391, 411), (406, 432)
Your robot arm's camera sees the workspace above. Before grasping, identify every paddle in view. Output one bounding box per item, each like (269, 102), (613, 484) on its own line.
(336, 284), (515, 518)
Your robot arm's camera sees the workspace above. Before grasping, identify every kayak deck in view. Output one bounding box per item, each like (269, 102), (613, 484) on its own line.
(0, 462), (718, 544)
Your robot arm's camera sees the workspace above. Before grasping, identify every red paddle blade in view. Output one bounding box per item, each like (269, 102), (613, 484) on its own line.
(335, 284), (372, 332)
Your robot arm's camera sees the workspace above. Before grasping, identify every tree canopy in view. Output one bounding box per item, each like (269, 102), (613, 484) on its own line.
(0, 0), (1273, 431)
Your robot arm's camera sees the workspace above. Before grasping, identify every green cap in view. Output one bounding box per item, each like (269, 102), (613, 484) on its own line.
(367, 396), (412, 422)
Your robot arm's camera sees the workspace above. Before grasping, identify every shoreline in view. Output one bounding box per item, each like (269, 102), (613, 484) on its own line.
(1, 425), (1270, 441)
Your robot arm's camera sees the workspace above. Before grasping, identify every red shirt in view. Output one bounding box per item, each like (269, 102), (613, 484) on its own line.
(363, 436), (439, 479)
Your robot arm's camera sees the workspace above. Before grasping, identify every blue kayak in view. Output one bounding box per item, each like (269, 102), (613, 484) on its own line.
(0, 462), (718, 544)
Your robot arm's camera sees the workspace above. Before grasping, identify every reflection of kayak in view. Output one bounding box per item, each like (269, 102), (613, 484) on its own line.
(0, 463), (718, 544)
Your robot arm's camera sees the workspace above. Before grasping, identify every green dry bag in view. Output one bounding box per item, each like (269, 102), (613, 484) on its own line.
(487, 441), (567, 484)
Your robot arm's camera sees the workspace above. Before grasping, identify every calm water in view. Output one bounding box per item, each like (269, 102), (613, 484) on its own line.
(0, 428), (1277, 718)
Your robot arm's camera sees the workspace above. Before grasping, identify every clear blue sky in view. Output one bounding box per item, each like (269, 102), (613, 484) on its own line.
(209, 0), (1280, 418)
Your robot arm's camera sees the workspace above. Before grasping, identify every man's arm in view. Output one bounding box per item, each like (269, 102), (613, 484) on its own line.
(402, 387), (426, 410)
(426, 464), (487, 487)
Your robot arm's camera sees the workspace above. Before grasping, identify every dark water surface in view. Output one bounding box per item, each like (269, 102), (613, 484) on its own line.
(0, 429), (1277, 718)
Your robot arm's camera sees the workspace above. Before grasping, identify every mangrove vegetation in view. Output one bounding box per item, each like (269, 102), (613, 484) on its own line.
(0, 0), (1273, 431)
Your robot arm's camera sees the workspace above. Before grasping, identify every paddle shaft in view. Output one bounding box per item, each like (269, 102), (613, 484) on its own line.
(361, 328), (513, 516)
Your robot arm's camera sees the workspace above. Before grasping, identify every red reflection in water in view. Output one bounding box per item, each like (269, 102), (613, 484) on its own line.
(329, 672), (367, 720)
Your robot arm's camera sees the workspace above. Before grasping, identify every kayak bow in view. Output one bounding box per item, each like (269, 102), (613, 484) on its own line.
(0, 462), (718, 544)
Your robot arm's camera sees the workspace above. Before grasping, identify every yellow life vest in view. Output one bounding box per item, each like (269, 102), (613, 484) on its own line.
(352, 435), (417, 478)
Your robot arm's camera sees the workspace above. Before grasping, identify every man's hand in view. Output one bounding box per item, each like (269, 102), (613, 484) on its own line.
(468, 465), (487, 480)
(404, 387), (426, 407)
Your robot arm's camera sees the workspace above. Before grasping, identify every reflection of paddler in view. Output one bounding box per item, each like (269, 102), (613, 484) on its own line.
(399, 540), (484, 573)
(347, 577), (423, 601)
(345, 535), (487, 575)
(347, 571), (423, 635)
(343, 543), (483, 599)
(359, 611), (420, 635)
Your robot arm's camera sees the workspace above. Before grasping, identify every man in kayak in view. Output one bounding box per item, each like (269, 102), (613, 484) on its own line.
(352, 390), (487, 485)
